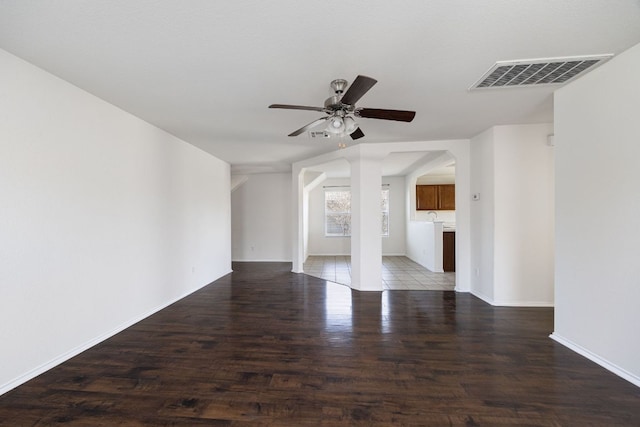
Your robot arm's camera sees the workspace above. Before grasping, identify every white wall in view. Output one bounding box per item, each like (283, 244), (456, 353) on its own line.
(416, 175), (455, 185)
(470, 128), (496, 302)
(414, 210), (456, 223)
(306, 176), (406, 256)
(470, 124), (555, 306)
(405, 221), (428, 269)
(409, 222), (444, 272)
(0, 49), (232, 394)
(231, 173), (292, 261)
(493, 124), (555, 305)
(553, 42), (640, 386)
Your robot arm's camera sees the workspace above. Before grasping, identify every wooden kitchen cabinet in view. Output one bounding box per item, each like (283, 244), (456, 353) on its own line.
(416, 184), (455, 210)
(416, 185), (439, 210)
(438, 185), (455, 210)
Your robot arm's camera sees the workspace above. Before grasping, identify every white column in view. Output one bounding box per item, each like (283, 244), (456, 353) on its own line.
(349, 153), (384, 291)
(291, 166), (305, 273)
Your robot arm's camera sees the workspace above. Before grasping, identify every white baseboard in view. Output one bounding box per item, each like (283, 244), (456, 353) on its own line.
(306, 253), (350, 257)
(492, 300), (554, 307)
(550, 333), (640, 388)
(306, 253), (407, 257)
(470, 290), (553, 307)
(232, 258), (292, 262)
(0, 272), (231, 397)
(470, 290), (494, 305)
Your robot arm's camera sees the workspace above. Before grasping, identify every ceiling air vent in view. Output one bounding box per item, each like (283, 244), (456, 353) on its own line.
(470, 54), (613, 90)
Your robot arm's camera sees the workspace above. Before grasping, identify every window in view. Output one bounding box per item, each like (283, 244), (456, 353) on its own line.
(325, 189), (351, 236)
(381, 188), (389, 236)
(325, 188), (389, 237)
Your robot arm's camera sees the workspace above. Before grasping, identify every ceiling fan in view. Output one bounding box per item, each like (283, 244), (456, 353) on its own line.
(269, 75), (416, 140)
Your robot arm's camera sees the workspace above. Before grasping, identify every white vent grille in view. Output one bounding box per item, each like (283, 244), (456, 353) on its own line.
(470, 55), (613, 90)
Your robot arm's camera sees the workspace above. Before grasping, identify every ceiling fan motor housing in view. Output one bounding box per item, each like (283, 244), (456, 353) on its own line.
(324, 95), (354, 113)
(324, 95), (341, 110)
(330, 79), (348, 94)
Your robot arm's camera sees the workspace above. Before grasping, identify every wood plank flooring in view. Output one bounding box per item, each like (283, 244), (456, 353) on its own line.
(0, 262), (638, 425)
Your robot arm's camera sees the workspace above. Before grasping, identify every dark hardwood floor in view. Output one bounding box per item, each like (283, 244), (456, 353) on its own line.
(1, 262), (638, 426)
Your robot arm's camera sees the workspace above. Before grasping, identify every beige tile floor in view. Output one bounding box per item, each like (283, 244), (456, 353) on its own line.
(303, 256), (456, 290)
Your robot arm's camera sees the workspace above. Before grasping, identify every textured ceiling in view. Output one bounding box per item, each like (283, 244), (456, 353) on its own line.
(1, 0), (639, 174)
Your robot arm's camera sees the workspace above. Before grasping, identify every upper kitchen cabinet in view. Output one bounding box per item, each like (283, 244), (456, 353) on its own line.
(416, 185), (438, 210)
(438, 184), (455, 210)
(417, 184), (455, 210)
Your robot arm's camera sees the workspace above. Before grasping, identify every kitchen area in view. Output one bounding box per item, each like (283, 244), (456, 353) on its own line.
(413, 165), (456, 273)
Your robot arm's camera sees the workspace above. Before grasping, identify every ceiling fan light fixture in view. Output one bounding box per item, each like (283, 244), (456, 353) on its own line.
(326, 116), (345, 134)
(344, 116), (358, 134)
